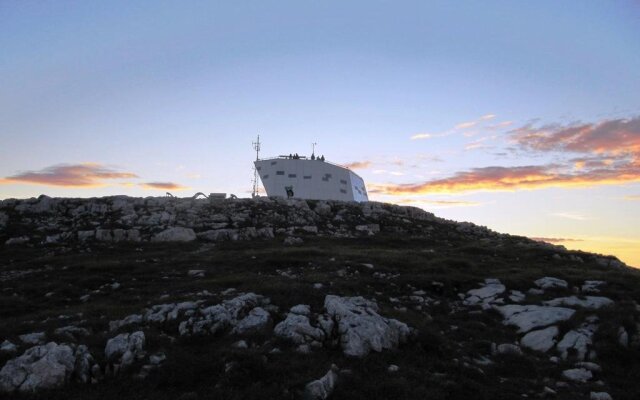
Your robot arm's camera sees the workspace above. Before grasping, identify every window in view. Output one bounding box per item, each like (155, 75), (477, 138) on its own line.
(263, 174), (269, 179)
(276, 171), (285, 175)
(340, 189), (347, 194)
(325, 173), (332, 178)
(288, 174), (297, 178)
(322, 177), (329, 182)
(340, 179), (347, 185)
(303, 175), (312, 179)
(271, 161), (277, 165)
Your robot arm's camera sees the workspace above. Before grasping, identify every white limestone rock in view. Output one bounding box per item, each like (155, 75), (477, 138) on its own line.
(508, 290), (526, 303)
(590, 392), (613, 400)
(290, 304), (312, 316)
(495, 305), (575, 333)
(104, 331), (145, 368)
(303, 365), (339, 400)
(544, 296), (614, 310)
(19, 332), (46, 345)
(464, 279), (506, 306)
(109, 314), (143, 331)
(151, 227), (196, 242)
(582, 281), (606, 294)
(0, 342), (92, 392)
(324, 295), (410, 357)
(520, 326), (559, 352)
(557, 322), (597, 360)
(493, 343), (523, 356)
(274, 313), (325, 345)
(534, 277), (568, 290)
(562, 367), (592, 383)
(0, 340), (17, 354)
(231, 307), (272, 335)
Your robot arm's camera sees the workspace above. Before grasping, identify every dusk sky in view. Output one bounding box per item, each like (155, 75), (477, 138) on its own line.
(1, 1), (639, 266)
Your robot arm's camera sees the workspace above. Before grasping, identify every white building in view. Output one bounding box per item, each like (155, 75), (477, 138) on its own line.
(254, 156), (368, 202)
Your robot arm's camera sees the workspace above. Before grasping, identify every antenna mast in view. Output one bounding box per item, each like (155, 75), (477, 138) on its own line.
(311, 142), (317, 157)
(251, 135), (261, 198)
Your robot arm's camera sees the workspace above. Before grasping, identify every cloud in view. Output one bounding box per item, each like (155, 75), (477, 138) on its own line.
(530, 237), (583, 244)
(511, 116), (640, 156)
(623, 195), (640, 201)
(343, 161), (372, 170)
(410, 133), (433, 140)
(455, 121), (477, 130)
(480, 114), (496, 120)
(2, 163), (138, 187)
(140, 182), (188, 190)
(551, 212), (590, 221)
(369, 162), (640, 195)
(396, 198), (482, 207)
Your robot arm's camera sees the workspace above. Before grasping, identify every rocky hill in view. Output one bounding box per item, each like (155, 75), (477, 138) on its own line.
(0, 195), (638, 400)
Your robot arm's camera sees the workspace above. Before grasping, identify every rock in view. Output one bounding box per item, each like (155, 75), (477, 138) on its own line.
(19, 332), (46, 345)
(562, 368), (592, 383)
(313, 283), (323, 289)
(575, 362), (601, 372)
(534, 277), (568, 290)
(303, 365), (339, 400)
(0, 340), (17, 353)
(495, 305), (575, 333)
(187, 269), (205, 278)
(508, 290), (526, 303)
(494, 343), (523, 356)
(387, 364), (399, 372)
(231, 307), (272, 335)
(590, 392), (613, 400)
(0, 342), (86, 392)
(5, 236), (29, 245)
(464, 279), (505, 306)
(95, 229), (112, 242)
(618, 327), (629, 347)
(283, 236), (304, 246)
(152, 227), (196, 242)
(290, 304), (312, 316)
(520, 326), (559, 352)
(104, 331), (145, 368)
(54, 326), (90, 341)
(582, 281), (606, 293)
(149, 352), (166, 365)
(109, 314), (143, 331)
(544, 296), (614, 310)
(324, 295), (410, 357)
(557, 323), (596, 360)
(274, 313), (325, 345)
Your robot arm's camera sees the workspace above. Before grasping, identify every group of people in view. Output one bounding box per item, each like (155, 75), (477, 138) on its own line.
(287, 153), (325, 161)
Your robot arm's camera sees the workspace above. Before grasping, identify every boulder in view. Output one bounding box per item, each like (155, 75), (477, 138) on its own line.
(0, 340), (17, 354)
(557, 323), (596, 360)
(274, 313), (326, 345)
(590, 392), (613, 400)
(520, 326), (559, 352)
(562, 368), (592, 383)
(324, 295), (410, 357)
(494, 305), (575, 333)
(534, 277), (568, 290)
(303, 365), (339, 400)
(544, 296), (614, 310)
(464, 279), (505, 306)
(19, 332), (46, 345)
(231, 307), (272, 335)
(151, 227), (196, 242)
(104, 331), (145, 368)
(0, 342), (92, 392)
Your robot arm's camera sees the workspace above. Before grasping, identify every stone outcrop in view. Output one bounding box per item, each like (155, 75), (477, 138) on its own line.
(495, 305), (575, 333)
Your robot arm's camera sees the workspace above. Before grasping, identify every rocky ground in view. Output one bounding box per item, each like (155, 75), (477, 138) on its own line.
(0, 195), (639, 399)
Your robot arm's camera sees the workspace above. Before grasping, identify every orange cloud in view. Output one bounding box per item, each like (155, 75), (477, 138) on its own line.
(369, 163), (640, 195)
(511, 116), (640, 156)
(140, 182), (188, 190)
(2, 163), (138, 187)
(343, 161), (372, 170)
(395, 198), (481, 207)
(624, 195), (640, 201)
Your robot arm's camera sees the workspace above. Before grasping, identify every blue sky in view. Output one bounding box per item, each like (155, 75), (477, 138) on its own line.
(1, 1), (639, 265)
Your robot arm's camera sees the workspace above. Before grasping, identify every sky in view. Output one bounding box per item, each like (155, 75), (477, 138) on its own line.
(1, 1), (639, 266)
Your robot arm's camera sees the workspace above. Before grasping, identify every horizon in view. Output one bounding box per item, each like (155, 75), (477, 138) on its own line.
(1, 1), (639, 267)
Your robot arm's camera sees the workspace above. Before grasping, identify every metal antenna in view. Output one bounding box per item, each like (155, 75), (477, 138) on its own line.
(311, 142), (317, 157)
(251, 135), (261, 197)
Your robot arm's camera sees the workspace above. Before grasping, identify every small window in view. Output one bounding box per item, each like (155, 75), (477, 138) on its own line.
(262, 174), (269, 179)
(325, 173), (332, 178)
(271, 161), (277, 165)
(340, 189), (347, 194)
(276, 171), (285, 175)
(303, 175), (312, 179)
(256, 166), (262, 171)
(340, 179), (347, 185)
(288, 174), (297, 178)
(322, 177), (329, 182)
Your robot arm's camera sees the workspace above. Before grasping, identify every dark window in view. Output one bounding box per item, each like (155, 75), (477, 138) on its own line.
(303, 175), (312, 179)
(340, 189), (347, 194)
(325, 173), (332, 178)
(276, 171), (285, 175)
(263, 174), (269, 179)
(322, 177), (329, 182)
(271, 161), (277, 165)
(288, 174), (297, 178)
(340, 179), (347, 184)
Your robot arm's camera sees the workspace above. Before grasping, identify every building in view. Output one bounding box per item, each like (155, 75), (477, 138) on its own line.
(254, 155), (368, 202)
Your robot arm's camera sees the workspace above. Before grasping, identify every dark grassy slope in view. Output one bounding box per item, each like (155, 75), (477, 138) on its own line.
(1, 230), (639, 400)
